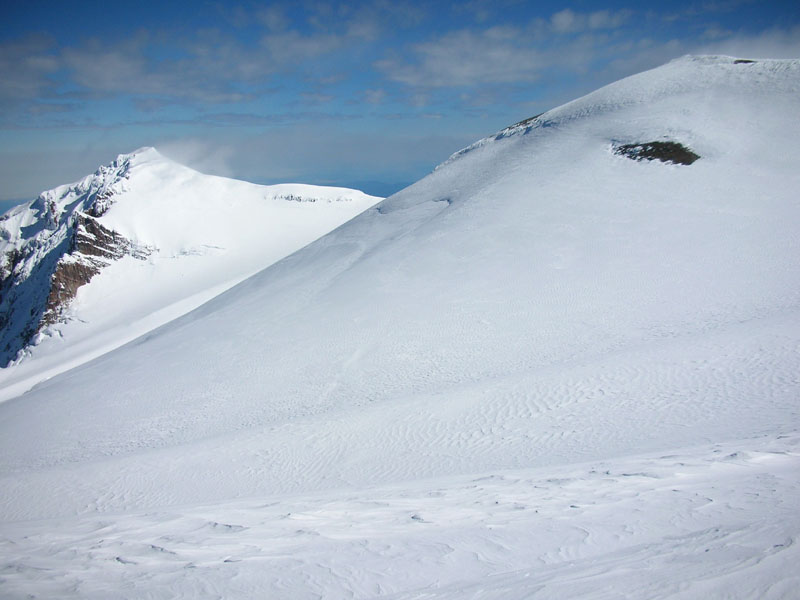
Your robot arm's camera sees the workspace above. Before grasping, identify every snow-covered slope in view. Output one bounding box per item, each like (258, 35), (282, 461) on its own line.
(1, 56), (799, 598)
(0, 148), (381, 400)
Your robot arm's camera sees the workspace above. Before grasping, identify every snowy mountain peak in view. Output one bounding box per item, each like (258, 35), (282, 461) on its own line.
(34, 151), (146, 224)
(0, 150), (381, 377)
(440, 55), (800, 169)
(108, 146), (172, 173)
(116, 146), (161, 162)
(0, 147), (380, 397)
(23, 148), (170, 229)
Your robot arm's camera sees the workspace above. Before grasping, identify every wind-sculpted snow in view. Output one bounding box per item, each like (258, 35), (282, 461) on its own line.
(1, 55), (799, 598)
(1, 436), (798, 599)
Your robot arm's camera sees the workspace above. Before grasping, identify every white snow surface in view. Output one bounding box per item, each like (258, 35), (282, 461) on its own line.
(0, 148), (381, 401)
(1, 55), (800, 598)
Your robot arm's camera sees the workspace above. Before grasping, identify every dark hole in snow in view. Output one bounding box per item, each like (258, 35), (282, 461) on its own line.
(614, 141), (700, 165)
(734, 59), (756, 64)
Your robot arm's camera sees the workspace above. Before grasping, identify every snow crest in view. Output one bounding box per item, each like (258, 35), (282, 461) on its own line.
(439, 55), (800, 169)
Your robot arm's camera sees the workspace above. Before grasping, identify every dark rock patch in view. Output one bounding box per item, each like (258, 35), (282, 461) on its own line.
(614, 141), (700, 165)
(0, 211), (153, 366)
(38, 217), (152, 328)
(86, 191), (116, 217)
(41, 259), (101, 327)
(0, 236), (71, 365)
(734, 59), (756, 64)
(72, 214), (150, 261)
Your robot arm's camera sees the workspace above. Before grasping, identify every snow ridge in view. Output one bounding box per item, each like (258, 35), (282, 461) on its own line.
(439, 55), (800, 169)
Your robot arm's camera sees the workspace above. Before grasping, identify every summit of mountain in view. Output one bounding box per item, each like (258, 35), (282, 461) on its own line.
(0, 147), (381, 399)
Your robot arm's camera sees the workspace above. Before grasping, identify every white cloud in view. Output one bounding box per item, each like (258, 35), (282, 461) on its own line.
(373, 8), (636, 91)
(2, 8), (388, 112)
(259, 30), (345, 64)
(588, 10), (630, 30)
(256, 6), (290, 32)
(695, 25), (800, 58)
(61, 34), (260, 104)
(0, 36), (59, 105)
(551, 9), (630, 34)
(364, 88), (387, 104)
(56, 26), (361, 106)
(376, 28), (542, 87)
(550, 9), (579, 33)
(301, 92), (335, 104)
(157, 138), (236, 178)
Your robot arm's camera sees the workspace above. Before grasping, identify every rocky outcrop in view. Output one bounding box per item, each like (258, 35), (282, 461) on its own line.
(41, 259), (101, 327)
(38, 215), (152, 328)
(72, 214), (151, 261)
(614, 141), (700, 165)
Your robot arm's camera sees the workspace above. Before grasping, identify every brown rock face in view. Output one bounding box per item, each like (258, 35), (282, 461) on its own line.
(73, 214), (150, 261)
(40, 215), (152, 326)
(1, 209), (153, 365)
(614, 141), (700, 165)
(41, 260), (101, 326)
(75, 216), (124, 259)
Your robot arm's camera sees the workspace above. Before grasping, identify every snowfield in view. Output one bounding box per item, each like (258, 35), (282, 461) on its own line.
(1, 55), (799, 598)
(3, 435), (799, 599)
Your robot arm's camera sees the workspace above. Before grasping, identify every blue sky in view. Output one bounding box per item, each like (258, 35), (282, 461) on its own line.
(1, 0), (799, 202)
